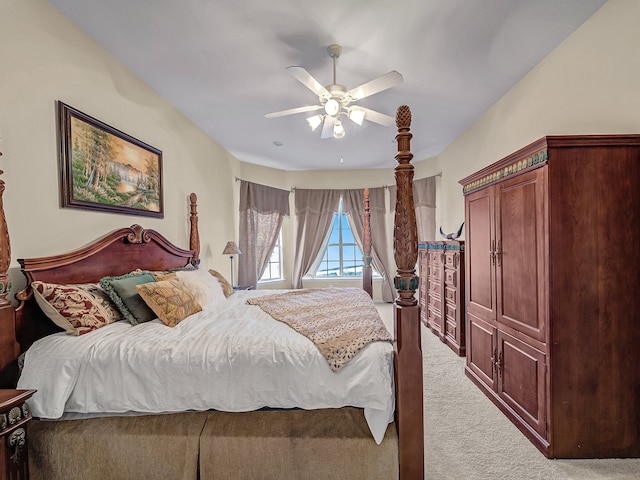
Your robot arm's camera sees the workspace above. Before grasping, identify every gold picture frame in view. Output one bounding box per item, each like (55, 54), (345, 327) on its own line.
(58, 101), (163, 218)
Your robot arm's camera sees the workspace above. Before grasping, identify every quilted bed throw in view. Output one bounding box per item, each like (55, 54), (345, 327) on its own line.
(247, 288), (392, 371)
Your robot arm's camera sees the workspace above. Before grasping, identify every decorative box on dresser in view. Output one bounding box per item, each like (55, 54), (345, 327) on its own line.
(459, 135), (640, 459)
(1, 389), (35, 480)
(418, 241), (465, 356)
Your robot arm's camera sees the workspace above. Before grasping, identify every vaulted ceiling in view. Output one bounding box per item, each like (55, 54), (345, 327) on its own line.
(48, 0), (606, 170)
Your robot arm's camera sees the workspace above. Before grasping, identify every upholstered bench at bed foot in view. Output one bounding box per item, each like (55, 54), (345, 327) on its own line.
(199, 408), (399, 480)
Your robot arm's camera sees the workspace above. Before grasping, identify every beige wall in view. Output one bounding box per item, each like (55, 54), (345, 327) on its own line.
(1, 0), (239, 291)
(239, 0), (640, 294)
(424, 0), (640, 237)
(4, 0), (637, 301)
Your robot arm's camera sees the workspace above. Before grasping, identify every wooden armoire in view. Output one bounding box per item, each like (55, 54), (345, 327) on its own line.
(459, 135), (640, 459)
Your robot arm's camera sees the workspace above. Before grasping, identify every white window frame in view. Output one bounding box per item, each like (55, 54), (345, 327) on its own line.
(309, 198), (376, 279)
(258, 232), (282, 283)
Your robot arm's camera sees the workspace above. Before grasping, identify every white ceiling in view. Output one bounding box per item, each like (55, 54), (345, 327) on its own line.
(48, 0), (606, 171)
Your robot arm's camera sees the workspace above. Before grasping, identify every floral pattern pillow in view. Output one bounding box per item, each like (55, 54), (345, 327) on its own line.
(31, 281), (122, 335)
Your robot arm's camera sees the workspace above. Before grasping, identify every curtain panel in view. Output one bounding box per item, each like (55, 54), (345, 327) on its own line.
(389, 175), (437, 242)
(238, 181), (290, 289)
(342, 188), (396, 303)
(291, 189), (342, 289)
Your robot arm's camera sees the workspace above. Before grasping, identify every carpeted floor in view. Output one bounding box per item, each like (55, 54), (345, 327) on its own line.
(375, 303), (640, 480)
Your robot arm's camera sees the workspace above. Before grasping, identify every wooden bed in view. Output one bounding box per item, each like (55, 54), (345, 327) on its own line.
(0, 106), (423, 479)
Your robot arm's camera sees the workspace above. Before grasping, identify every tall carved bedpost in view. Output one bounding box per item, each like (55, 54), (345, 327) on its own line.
(0, 147), (18, 387)
(393, 105), (424, 479)
(362, 187), (373, 298)
(189, 193), (200, 267)
(0, 153), (10, 307)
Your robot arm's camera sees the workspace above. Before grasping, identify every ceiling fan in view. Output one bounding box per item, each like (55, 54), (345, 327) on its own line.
(265, 44), (403, 139)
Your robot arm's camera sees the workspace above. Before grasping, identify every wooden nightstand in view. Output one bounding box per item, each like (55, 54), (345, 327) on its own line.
(1, 389), (36, 480)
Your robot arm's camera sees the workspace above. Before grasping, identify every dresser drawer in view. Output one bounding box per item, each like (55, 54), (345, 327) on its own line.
(445, 286), (456, 303)
(444, 252), (456, 268)
(428, 294), (441, 312)
(427, 307), (442, 329)
(428, 265), (442, 281)
(445, 269), (457, 286)
(445, 318), (457, 338)
(445, 302), (456, 321)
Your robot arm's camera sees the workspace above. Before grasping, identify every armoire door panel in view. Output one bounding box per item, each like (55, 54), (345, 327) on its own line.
(495, 169), (546, 342)
(498, 331), (546, 437)
(466, 314), (496, 390)
(465, 188), (495, 323)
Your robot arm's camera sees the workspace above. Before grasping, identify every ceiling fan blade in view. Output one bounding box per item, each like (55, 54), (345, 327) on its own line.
(320, 115), (336, 139)
(358, 107), (395, 127)
(264, 105), (323, 118)
(348, 71), (403, 101)
(287, 66), (331, 99)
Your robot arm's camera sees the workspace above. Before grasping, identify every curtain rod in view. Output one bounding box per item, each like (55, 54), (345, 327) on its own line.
(235, 177), (293, 192)
(236, 172), (442, 192)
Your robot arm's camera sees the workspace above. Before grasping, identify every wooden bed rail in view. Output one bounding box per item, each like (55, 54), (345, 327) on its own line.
(393, 105), (424, 479)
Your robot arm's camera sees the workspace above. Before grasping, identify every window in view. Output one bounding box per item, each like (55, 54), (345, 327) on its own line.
(259, 233), (282, 282)
(312, 199), (367, 278)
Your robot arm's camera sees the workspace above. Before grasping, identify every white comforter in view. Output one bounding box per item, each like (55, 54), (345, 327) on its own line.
(18, 290), (395, 443)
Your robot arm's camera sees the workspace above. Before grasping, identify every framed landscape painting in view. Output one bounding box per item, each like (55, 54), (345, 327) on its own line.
(58, 101), (163, 218)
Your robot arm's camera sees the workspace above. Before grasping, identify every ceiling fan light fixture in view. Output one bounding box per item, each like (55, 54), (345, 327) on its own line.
(306, 114), (323, 131)
(348, 107), (365, 126)
(265, 44), (403, 140)
(324, 98), (340, 116)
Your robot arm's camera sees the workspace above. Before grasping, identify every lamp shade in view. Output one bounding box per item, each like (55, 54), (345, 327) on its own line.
(348, 107), (365, 126)
(222, 241), (241, 255)
(306, 114), (323, 131)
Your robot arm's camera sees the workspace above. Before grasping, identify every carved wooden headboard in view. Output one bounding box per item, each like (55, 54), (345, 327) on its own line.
(0, 194), (201, 386)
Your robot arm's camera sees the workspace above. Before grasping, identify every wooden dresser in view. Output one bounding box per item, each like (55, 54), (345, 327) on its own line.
(459, 135), (640, 458)
(418, 241), (465, 356)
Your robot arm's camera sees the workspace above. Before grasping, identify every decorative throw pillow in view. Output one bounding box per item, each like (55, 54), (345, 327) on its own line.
(31, 281), (121, 335)
(175, 268), (226, 309)
(75, 283), (124, 322)
(136, 279), (202, 327)
(100, 272), (157, 325)
(153, 272), (176, 282)
(208, 269), (234, 298)
(150, 264), (196, 280)
(168, 264), (197, 273)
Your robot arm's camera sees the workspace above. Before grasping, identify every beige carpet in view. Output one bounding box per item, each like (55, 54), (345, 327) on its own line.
(375, 303), (640, 480)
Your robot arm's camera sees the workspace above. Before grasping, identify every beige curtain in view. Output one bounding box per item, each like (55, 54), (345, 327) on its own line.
(291, 189), (341, 289)
(342, 188), (396, 303)
(389, 175), (437, 242)
(238, 181), (290, 289)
